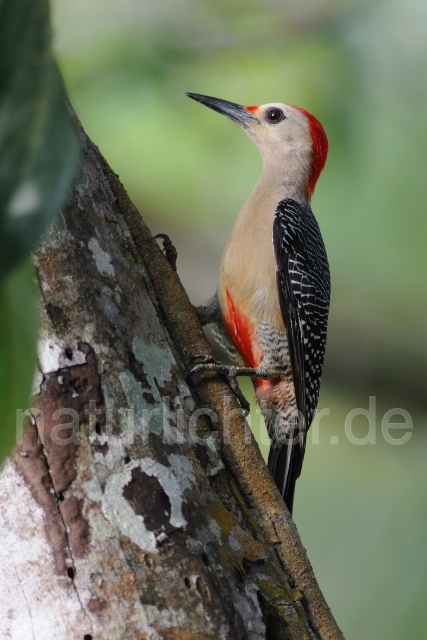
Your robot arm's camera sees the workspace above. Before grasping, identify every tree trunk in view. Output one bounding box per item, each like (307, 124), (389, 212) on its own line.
(0, 109), (344, 640)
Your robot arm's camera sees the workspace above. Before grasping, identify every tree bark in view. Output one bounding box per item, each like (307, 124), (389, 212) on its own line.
(0, 110), (344, 640)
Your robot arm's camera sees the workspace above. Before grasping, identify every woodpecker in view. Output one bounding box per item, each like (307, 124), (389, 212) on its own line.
(187, 92), (330, 514)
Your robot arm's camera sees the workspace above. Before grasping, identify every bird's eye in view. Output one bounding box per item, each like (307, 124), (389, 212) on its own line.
(264, 108), (285, 124)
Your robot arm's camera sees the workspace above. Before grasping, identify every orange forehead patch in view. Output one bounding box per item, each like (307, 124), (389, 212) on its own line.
(245, 105), (259, 112)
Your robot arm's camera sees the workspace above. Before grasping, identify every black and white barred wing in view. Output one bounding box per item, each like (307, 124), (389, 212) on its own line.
(273, 198), (331, 435)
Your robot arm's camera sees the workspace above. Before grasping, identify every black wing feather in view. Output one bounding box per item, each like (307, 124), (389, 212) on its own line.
(268, 198), (330, 513)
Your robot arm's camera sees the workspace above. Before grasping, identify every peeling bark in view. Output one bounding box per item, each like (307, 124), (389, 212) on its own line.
(0, 110), (344, 640)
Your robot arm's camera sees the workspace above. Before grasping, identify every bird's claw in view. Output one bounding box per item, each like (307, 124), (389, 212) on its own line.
(227, 378), (250, 413)
(190, 354), (217, 365)
(153, 233), (178, 271)
(188, 355), (226, 379)
(188, 355), (250, 413)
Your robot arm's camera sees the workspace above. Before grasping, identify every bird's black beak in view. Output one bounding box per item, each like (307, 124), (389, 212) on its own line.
(186, 92), (258, 129)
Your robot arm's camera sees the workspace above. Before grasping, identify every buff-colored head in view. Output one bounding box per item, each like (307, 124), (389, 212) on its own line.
(187, 93), (328, 200)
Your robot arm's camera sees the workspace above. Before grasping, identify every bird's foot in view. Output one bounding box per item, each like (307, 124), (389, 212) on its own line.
(188, 355), (251, 412)
(153, 233), (178, 271)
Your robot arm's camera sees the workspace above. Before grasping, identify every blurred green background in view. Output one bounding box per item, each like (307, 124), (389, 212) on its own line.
(52, 1), (427, 637)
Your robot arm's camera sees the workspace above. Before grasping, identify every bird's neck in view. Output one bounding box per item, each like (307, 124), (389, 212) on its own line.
(278, 172), (310, 204)
(241, 163), (309, 224)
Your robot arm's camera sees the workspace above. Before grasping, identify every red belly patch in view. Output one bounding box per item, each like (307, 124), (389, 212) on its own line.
(224, 289), (259, 368)
(224, 289), (275, 391)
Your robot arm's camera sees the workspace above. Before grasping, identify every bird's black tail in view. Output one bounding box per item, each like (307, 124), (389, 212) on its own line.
(268, 436), (303, 515)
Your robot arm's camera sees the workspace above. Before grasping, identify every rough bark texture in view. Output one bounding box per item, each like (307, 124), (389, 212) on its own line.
(0, 111), (344, 640)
